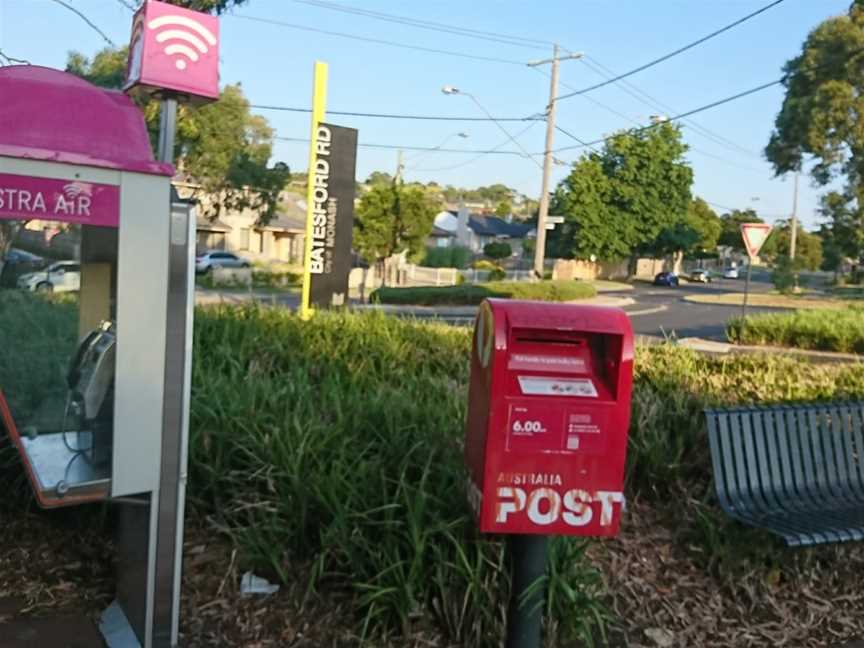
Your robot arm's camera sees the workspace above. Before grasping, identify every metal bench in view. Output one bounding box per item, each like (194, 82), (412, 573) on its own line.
(706, 403), (864, 546)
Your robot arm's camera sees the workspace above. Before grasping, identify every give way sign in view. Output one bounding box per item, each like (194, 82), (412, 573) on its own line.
(740, 223), (772, 258)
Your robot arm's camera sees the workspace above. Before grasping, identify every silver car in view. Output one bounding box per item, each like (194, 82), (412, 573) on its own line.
(195, 251), (251, 274)
(17, 261), (81, 293)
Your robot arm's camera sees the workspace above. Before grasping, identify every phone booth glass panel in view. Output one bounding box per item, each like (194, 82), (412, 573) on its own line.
(0, 214), (119, 504)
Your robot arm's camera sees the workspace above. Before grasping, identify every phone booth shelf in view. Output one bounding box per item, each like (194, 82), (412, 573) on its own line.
(0, 65), (195, 648)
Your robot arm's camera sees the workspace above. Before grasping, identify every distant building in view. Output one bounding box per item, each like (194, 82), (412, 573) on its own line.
(174, 182), (307, 265)
(429, 207), (535, 255)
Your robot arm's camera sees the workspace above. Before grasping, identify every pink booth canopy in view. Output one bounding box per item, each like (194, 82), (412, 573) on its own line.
(0, 65), (173, 176)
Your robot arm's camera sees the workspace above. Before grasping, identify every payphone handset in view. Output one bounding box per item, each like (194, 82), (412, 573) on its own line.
(66, 321), (116, 464)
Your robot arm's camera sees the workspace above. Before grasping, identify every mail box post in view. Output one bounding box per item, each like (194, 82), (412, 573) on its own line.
(464, 299), (634, 647)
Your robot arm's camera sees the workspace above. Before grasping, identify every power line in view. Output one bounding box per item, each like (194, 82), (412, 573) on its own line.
(554, 78), (782, 154)
(536, 64), (761, 170)
(275, 136), (528, 156)
(555, 125), (598, 153)
(250, 104), (539, 122)
(411, 122), (540, 173)
(115, 0), (137, 11)
(558, 0), (785, 101)
(580, 56), (758, 158)
(232, 14), (526, 65)
(290, 0), (550, 50)
(48, 0), (117, 47)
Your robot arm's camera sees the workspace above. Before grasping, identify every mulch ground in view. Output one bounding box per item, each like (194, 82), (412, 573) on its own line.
(1, 495), (863, 647)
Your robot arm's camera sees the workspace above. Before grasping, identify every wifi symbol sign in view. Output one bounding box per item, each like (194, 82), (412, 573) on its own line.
(147, 14), (217, 71)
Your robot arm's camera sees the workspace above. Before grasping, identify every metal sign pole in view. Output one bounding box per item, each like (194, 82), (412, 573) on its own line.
(506, 534), (548, 648)
(741, 257), (753, 320)
(300, 61), (328, 321)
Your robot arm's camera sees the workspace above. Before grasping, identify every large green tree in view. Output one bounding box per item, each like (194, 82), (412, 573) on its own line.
(548, 122), (693, 265)
(354, 182), (441, 277)
(718, 208), (764, 251)
(766, 1), (864, 262)
(65, 47), (289, 222)
(761, 221), (824, 270)
(686, 197), (722, 254)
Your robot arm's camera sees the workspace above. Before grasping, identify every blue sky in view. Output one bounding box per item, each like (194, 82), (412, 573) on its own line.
(0, 0), (851, 229)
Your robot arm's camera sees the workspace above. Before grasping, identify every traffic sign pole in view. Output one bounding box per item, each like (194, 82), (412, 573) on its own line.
(739, 223), (772, 322)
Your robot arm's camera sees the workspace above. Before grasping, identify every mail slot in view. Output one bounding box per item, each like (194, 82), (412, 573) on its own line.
(464, 299), (634, 536)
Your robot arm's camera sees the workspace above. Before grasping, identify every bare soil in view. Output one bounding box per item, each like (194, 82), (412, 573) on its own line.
(2, 496), (863, 647)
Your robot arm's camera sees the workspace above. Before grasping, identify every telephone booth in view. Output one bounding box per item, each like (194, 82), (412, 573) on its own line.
(0, 65), (194, 648)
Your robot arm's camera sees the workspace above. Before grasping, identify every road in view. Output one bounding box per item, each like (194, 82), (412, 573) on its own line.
(622, 276), (775, 340)
(197, 274), (780, 342)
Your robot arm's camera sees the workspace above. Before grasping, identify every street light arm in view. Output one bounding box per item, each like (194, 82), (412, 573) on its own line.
(459, 92), (542, 167)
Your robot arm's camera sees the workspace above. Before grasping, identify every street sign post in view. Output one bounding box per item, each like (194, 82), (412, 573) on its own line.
(740, 223), (772, 319)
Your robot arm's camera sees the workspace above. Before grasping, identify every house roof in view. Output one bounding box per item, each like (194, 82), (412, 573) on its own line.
(195, 214), (232, 233)
(430, 225), (454, 238)
(468, 214), (533, 238)
(259, 192), (307, 232)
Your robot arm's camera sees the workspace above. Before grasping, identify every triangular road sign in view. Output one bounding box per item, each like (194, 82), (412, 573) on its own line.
(740, 223), (772, 258)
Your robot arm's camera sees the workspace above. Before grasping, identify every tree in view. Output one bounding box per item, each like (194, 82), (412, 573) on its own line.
(354, 183), (441, 281)
(494, 201), (512, 218)
(66, 47), (290, 223)
(549, 122), (693, 267)
(686, 197), (722, 254)
(365, 171), (394, 186)
(819, 190), (864, 272)
(157, 0), (249, 13)
(766, 2), (864, 211)
(483, 241), (512, 260)
(760, 220), (824, 270)
(718, 209), (763, 251)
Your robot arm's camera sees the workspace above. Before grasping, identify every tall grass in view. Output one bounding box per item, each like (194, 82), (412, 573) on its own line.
(0, 290), (78, 428)
(191, 306), (606, 645)
(727, 307), (864, 353)
(628, 343), (864, 496)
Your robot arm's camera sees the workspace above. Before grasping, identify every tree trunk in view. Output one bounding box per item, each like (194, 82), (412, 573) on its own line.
(0, 221), (24, 279)
(377, 258), (386, 288)
(672, 249), (684, 275)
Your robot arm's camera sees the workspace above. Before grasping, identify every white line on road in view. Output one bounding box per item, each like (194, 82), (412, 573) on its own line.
(626, 304), (669, 317)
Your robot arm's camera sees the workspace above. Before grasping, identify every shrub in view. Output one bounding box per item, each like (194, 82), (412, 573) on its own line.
(772, 255), (797, 293)
(483, 241), (512, 260)
(419, 246), (472, 269)
(251, 269), (301, 288)
(472, 259), (506, 280)
(727, 307), (864, 353)
(370, 280), (597, 305)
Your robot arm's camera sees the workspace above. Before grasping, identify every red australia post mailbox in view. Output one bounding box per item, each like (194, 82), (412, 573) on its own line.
(464, 299), (634, 536)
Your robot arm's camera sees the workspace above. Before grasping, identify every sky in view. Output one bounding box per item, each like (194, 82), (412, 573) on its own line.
(0, 0), (852, 230)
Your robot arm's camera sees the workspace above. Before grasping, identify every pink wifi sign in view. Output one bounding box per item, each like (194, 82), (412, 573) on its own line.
(124, 0), (219, 103)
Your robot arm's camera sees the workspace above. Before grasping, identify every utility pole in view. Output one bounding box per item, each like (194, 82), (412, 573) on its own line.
(395, 149), (404, 183)
(528, 46), (582, 279)
(790, 171), (799, 290)
(789, 171), (799, 260)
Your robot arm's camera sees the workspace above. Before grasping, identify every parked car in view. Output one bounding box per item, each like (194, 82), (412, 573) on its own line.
(689, 268), (712, 283)
(1, 248), (45, 288)
(17, 261), (80, 293)
(653, 271), (680, 287)
(723, 267), (740, 279)
(195, 251), (251, 274)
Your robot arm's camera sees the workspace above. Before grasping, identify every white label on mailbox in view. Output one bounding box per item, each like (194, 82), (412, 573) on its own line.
(518, 376), (598, 398)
